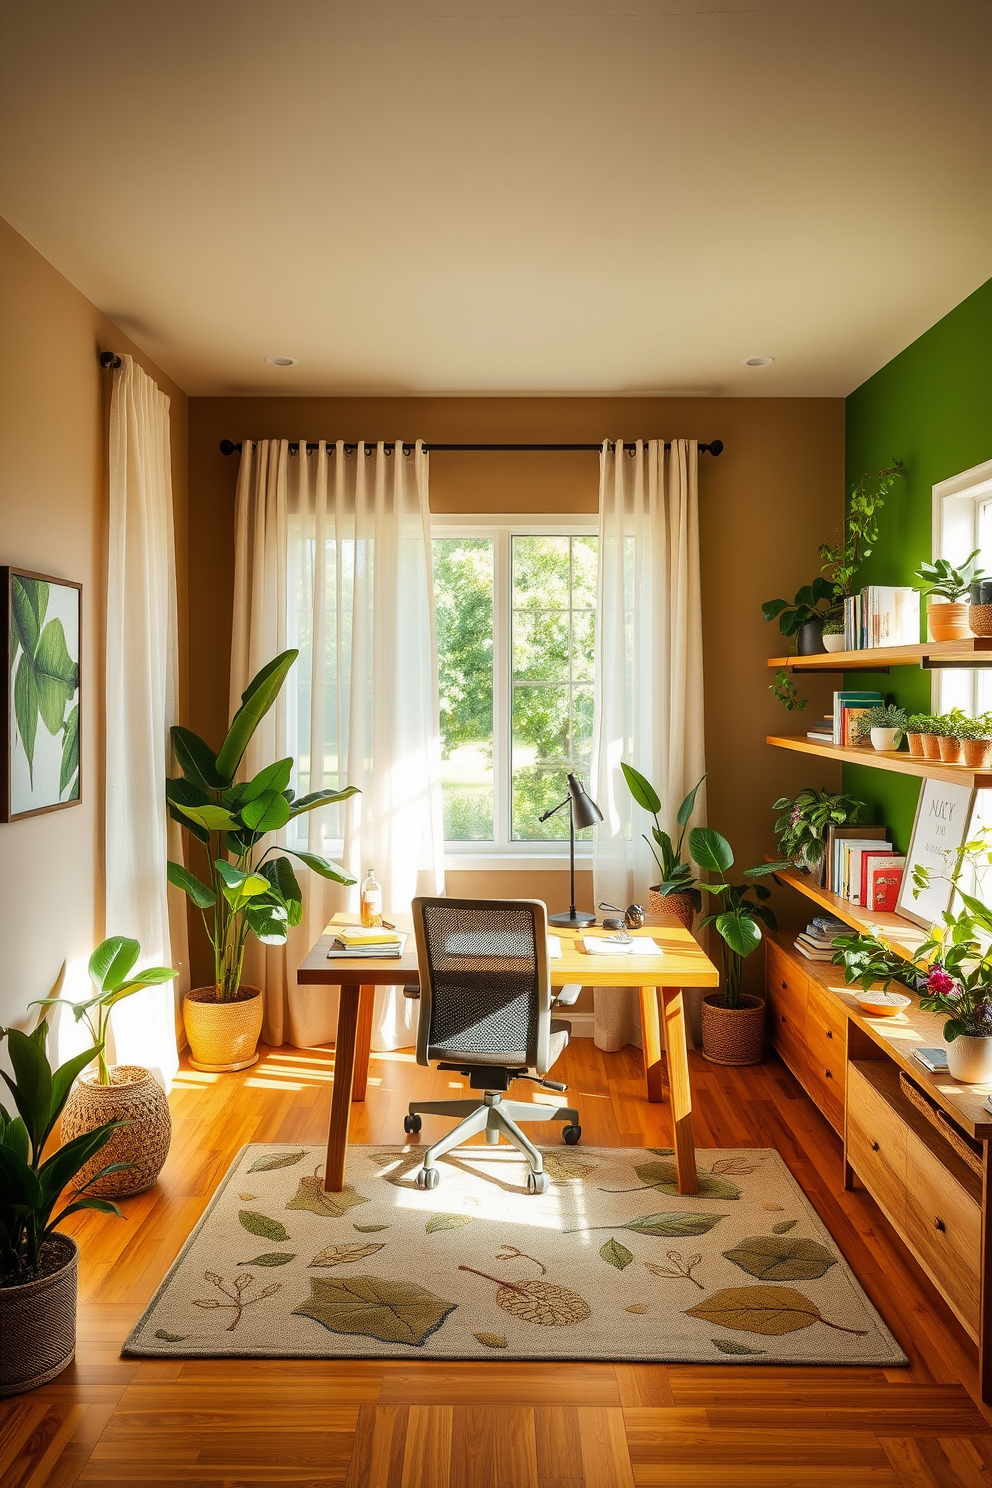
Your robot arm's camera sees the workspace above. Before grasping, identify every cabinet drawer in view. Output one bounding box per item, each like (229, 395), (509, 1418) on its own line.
(805, 982), (846, 1132)
(904, 1129), (981, 1339)
(765, 941), (809, 1081)
(846, 1061), (907, 1229)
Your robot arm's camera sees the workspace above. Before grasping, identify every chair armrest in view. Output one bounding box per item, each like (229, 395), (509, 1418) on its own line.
(552, 983), (582, 1007)
(403, 984), (421, 1000)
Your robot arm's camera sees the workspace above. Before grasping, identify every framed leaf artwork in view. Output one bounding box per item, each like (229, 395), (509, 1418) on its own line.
(2, 567), (81, 821)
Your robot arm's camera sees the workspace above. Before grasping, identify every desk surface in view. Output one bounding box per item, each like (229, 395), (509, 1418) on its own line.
(297, 910), (720, 987)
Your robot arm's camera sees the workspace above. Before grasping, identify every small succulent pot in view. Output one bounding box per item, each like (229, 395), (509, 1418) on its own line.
(938, 734), (965, 764)
(920, 732), (942, 760)
(928, 600), (972, 642)
(700, 993), (765, 1066)
(648, 887), (695, 932)
(906, 732), (924, 758)
(946, 1034), (992, 1084)
(962, 737), (992, 768)
(183, 985), (263, 1072)
(62, 1066), (171, 1197)
(796, 620), (826, 656)
(0, 1234), (77, 1397)
(822, 632), (847, 654)
(869, 727), (902, 752)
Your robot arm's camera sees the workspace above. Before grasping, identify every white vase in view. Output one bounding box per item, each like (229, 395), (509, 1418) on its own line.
(822, 633), (847, 653)
(946, 1034), (992, 1084)
(870, 726), (902, 752)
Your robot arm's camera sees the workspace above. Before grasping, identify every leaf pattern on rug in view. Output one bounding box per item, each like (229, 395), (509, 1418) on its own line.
(286, 1177), (369, 1218)
(569, 1212), (725, 1239)
(644, 1251), (704, 1289)
(293, 1276), (456, 1346)
(710, 1156), (760, 1176)
(599, 1237), (634, 1270)
(772, 1219), (798, 1235)
(238, 1192), (256, 1201)
(310, 1242), (385, 1267)
(601, 1161), (742, 1201)
(685, 1286), (868, 1338)
(353, 1224), (391, 1233)
(712, 1337), (765, 1355)
(248, 1150), (306, 1173)
(426, 1213), (473, 1234)
(625, 1304), (648, 1314)
(193, 1271), (283, 1331)
(721, 1236), (837, 1282)
(154, 1329), (188, 1342)
(238, 1210), (289, 1242)
(475, 1331), (508, 1348)
(542, 1152), (598, 1183)
(238, 1252), (296, 1267)
(459, 1265), (591, 1327)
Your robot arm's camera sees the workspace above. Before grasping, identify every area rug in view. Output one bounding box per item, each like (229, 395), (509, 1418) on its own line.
(123, 1144), (906, 1366)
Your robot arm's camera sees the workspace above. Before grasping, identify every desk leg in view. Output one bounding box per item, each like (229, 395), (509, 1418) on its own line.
(324, 986), (364, 1193)
(639, 986), (665, 1103)
(352, 984), (375, 1100)
(662, 988), (697, 1195)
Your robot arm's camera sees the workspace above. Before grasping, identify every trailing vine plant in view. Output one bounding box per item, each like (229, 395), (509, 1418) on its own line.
(819, 459), (905, 607)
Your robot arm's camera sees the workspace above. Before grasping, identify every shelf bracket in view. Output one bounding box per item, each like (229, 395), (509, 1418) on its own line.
(922, 658), (992, 670)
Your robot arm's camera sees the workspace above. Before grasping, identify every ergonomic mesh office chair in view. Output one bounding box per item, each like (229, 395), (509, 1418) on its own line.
(403, 897), (582, 1194)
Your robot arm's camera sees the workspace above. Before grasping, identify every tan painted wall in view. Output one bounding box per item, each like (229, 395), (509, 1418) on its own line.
(187, 396), (842, 993)
(0, 216), (188, 1037)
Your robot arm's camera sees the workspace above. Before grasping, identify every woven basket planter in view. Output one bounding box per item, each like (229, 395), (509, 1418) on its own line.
(183, 985), (263, 1072)
(700, 993), (766, 1066)
(0, 1235), (77, 1396)
(970, 603), (992, 637)
(648, 888), (695, 932)
(62, 1066), (171, 1198)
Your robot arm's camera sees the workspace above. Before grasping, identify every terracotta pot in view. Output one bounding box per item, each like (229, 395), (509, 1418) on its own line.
(969, 604), (992, 637)
(920, 733), (942, 760)
(183, 986), (263, 1072)
(648, 888), (695, 931)
(906, 733), (924, 757)
(62, 1066), (171, 1197)
(938, 735), (965, 764)
(700, 992), (765, 1066)
(0, 1235), (77, 1397)
(946, 1034), (992, 1084)
(927, 600), (972, 642)
(962, 738), (992, 768)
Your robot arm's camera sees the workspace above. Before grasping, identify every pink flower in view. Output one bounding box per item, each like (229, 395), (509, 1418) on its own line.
(927, 968), (958, 997)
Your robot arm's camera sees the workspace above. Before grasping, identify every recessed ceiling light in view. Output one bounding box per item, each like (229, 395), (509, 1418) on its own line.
(264, 354), (298, 367)
(743, 355), (774, 367)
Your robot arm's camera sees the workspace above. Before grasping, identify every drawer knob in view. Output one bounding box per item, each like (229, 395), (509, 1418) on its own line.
(781, 981), (787, 990)
(871, 1141), (880, 1152)
(780, 1014), (787, 1023)
(826, 1030), (833, 1039)
(824, 1069), (832, 1079)
(935, 1218), (946, 1233)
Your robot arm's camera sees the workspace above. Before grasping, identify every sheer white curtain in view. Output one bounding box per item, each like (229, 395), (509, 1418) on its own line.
(590, 439), (706, 1050)
(231, 438), (444, 1050)
(105, 355), (186, 1086)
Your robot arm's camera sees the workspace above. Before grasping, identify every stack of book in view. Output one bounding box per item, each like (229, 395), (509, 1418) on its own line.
(794, 916), (848, 961)
(832, 689), (883, 746)
(806, 714), (833, 743)
(326, 926), (408, 960)
(822, 822), (905, 908)
(843, 587), (920, 650)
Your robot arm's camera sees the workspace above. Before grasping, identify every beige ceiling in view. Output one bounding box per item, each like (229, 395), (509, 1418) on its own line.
(1, 0), (990, 398)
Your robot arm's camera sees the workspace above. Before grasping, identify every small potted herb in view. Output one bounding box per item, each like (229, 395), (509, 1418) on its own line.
(960, 714), (992, 769)
(761, 577), (835, 656)
(620, 765), (705, 930)
(764, 787), (865, 887)
(821, 618), (846, 654)
(915, 550), (986, 642)
(934, 710), (966, 764)
(852, 703), (908, 753)
(905, 714), (935, 759)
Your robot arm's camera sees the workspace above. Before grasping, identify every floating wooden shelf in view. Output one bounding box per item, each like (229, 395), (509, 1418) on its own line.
(766, 733), (992, 787)
(768, 865), (928, 965)
(768, 638), (992, 671)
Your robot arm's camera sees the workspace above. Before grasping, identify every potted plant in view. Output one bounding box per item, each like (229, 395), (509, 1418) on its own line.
(31, 939), (177, 1199)
(969, 578), (992, 637)
(765, 787), (865, 887)
(620, 764), (705, 931)
(928, 710), (966, 764)
(852, 703), (908, 753)
(910, 834), (992, 1081)
(960, 714), (992, 769)
(167, 650), (358, 1071)
(690, 828), (777, 1065)
(761, 577), (835, 656)
(1, 1001), (129, 1395)
(821, 618), (846, 654)
(905, 714), (934, 759)
(915, 550), (986, 642)
(819, 461), (905, 627)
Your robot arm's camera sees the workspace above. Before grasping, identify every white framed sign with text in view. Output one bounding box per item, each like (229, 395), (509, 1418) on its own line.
(897, 778), (977, 928)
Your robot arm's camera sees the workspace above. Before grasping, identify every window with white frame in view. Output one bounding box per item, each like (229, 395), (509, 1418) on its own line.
(933, 458), (992, 720)
(431, 518), (599, 850)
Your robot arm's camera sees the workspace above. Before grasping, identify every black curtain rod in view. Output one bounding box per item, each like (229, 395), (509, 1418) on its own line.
(217, 438), (724, 457)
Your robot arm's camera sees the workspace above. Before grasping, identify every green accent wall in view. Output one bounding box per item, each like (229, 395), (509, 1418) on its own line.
(843, 277), (992, 850)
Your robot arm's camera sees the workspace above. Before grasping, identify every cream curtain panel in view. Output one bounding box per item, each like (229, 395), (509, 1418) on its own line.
(231, 439), (444, 1050)
(105, 355), (186, 1087)
(591, 438), (706, 1051)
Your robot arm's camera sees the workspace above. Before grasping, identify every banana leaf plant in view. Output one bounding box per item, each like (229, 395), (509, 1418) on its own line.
(691, 827), (777, 1009)
(620, 764), (706, 910)
(166, 650), (359, 1000)
(1, 984), (130, 1283)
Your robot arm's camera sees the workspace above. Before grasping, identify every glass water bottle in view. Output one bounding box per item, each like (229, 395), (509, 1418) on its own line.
(360, 868), (383, 928)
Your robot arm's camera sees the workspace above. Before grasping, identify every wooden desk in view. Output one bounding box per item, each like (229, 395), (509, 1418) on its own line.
(298, 912), (719, 1197)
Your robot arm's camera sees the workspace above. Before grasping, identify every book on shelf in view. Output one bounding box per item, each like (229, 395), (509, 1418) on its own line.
(862, 853), (905, 913)
(913, 1047), (949, 1073)
(843, 587), (920, 650)
(806, 714), (833, 742)
(845, 839), (892, 905)
(824, 823), (889, 893)
(794, 915), (849, 960)
(831, 690), (883, 746)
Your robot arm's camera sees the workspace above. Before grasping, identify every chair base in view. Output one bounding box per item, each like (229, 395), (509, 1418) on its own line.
(409, 1090), (579, 1183)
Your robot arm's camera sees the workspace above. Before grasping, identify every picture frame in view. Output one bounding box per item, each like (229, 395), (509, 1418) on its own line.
(2, 567), (82, 822)
(896, 777), (976, 928)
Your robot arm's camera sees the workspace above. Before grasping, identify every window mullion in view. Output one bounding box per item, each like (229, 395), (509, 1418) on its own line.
(494, 529), (511, 848)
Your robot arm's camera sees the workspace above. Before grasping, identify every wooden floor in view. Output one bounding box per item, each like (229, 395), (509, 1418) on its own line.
(3, 1036), (992, 1487)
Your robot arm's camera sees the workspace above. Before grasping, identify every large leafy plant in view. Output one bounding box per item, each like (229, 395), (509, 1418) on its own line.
(1, 981), (129, 1284)
(914, 549), (986, 603)
(167, 650), (358, 1000)
(766, 787), (865, 878)
(9, 574), (79, 799)
(761, 577), (835, 639)
(31, 938), (178, 1085)
(831, 931), (910, 993)
(620, 765), (706, 910)
(691, 828), (777, 1009)
(911, 830), (992, 1040)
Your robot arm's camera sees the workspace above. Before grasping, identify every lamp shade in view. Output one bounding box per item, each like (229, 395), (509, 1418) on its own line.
(567, 773), (603, 831)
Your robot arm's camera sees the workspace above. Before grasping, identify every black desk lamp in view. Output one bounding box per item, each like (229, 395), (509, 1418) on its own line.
(539, 772), (604, 929)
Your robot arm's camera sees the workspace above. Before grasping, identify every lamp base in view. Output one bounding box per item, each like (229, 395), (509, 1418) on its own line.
(548, 909), (597, 929)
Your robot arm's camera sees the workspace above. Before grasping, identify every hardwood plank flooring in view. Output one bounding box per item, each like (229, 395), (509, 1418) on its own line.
(2, 1036), (990, 1486)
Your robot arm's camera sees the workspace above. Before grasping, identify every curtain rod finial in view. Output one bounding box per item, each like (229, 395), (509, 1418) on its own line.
(704, 439), (724, 456)
(219, 439), (241, 456)
(99, 351), (122, 369)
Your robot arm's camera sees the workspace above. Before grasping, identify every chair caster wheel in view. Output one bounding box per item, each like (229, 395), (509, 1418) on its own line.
(527, 1170), (549, 1195)
(562, 1125), (581, 1145)
(416, 1166), (440, 1190)
(404, 1113), (422, 1134)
